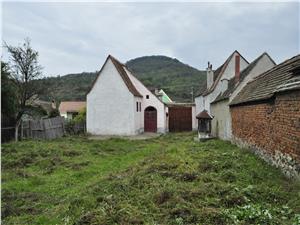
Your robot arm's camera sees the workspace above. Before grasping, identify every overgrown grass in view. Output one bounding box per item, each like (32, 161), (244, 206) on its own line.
(2, 133), (300, 224)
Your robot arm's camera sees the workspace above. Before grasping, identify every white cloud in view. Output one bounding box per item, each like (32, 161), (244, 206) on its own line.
(2, 2), (299, 76)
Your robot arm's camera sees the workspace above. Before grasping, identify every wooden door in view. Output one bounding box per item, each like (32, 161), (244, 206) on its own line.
(144, 106), (157, 132)
(169, 106), (192, 132)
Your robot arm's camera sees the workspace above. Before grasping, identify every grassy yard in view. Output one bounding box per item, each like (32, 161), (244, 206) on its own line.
(2, 133), (300, 225)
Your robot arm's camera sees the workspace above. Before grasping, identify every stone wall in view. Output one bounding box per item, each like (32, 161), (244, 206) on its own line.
(230, 90), (300, 179)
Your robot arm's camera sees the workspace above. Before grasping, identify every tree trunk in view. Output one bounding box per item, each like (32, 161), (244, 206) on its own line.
(14, 119), (21, 142)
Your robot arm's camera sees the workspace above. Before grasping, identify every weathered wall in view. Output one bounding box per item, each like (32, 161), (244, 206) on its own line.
(230, 90), (300, 178)
(211, 99), (231, 140)
(87, 59), (138, 135)
(230, 54), (276, 101)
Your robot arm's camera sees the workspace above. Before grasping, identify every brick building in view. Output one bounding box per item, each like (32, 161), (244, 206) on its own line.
(229, 55), (300, 178)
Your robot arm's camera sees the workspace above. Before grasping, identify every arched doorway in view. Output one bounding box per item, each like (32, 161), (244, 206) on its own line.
(144, 106), (157, 132)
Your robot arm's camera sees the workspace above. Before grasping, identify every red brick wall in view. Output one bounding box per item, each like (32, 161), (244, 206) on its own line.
(230, 90), (300, 168)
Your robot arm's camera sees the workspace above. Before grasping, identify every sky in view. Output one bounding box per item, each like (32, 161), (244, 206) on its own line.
(2, 1), (300, 77)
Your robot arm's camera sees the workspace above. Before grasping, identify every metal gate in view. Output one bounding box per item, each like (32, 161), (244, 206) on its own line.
(169, 106), (192, 132)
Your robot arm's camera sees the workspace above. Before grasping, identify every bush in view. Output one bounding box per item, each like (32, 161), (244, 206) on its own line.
(74, 107), (86, 123)
(48, 109), (60, 118)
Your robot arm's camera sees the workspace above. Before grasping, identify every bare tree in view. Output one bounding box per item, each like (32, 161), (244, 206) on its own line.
(5, 38), (43, 141)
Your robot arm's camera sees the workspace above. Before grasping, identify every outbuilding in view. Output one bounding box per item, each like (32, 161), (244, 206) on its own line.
(86, 55), (169, 135)
(229, 54), (300, 178)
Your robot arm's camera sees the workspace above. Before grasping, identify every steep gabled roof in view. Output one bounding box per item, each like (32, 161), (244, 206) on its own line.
(200, 50), (249, 97)
(230, 54), (300, 106)
(211, 52), (275, 104)
(87, 55), (142, 97)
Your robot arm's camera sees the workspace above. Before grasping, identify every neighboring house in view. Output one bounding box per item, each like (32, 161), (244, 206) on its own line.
(229, 54), (300, 178)
(195, 50), (249, 115)
(59, 101), (86, 120)
(156, 89), (173, 104)
(86, 55), (169, 135)
(210, 52), (276, 140)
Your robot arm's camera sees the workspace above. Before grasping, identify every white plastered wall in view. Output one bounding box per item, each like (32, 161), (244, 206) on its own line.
(125, 68), (168, 133)
(87, 58), (138, 135)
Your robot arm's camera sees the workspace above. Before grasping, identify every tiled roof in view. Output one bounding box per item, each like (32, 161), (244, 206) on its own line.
(59, 101), (86, 113)
(87, 55), (142, 97)
(109, 56), (143, 97)
(196, 110), (213, 119)
(211, 52), (274, 104)
(230, 54), (300, 106)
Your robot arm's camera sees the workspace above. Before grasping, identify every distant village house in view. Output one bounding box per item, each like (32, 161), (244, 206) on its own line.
(59, 101), (86, 120)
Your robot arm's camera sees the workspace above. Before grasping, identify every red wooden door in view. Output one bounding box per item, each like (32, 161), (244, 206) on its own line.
(144, 107), (157, 132)
(169, 106), (192, 132)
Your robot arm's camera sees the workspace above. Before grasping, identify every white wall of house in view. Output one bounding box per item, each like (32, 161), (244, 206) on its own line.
(211, 53), (276, 140)
(195, 52), (249, 115)
(222, 53), (249, 80)
(211, 100), (231, 140)
(125, 68), (168, 133)
(87, 59), (140, 135)
(230, 54), (276, 101)
(195, 95), (204, 115)
(61, 113), (67, 119)
(191, 105), (197, 130)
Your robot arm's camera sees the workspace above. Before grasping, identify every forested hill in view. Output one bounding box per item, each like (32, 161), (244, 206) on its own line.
(38, 55), (206, 103)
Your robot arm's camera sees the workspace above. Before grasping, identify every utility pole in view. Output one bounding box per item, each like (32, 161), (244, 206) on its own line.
(191, 87), (194, 103)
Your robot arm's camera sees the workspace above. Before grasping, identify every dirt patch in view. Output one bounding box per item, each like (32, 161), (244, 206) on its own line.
(74, 211), (98, 225)
(146, 163), (178, 173)
(63, 150), (81, 157)
(37, 156), (66, 174)
(68, 161), (90, 170)
(178, 172), (198, 182)
(198, 207), (227, 225)
(221, 193), (247, 207)
(198, 162), (219, 173)
(154, 191), (172, 205)
(1, 191), (43, 219)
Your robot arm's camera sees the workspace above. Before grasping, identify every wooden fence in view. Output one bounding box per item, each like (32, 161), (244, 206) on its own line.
(22, 116), (65, 140)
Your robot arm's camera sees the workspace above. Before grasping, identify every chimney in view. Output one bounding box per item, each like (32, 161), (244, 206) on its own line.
(207, 61), (214, 89)
(235, 55), (240, 83)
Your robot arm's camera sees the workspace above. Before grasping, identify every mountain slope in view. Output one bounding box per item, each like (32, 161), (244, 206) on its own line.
(38, 55), (206, 103)
(126, 56), (206, 102)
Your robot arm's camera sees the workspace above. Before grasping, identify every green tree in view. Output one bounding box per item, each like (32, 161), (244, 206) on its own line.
(1, 62), (17, 119)
(73, 107), (86, 123)
(5, 38), (44, 141)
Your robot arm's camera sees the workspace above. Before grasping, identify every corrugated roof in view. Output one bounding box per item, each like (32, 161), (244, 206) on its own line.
(211, 52), (275, 104)
(59, 101), (86, 113)
(230, 54), (300, 106)
(87, 55), (142, 97)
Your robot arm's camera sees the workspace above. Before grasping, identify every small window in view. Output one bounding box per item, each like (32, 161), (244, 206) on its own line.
(139, 102), (141, 112)
(136, 102), (139, 112)
(146, 95), (149, 99)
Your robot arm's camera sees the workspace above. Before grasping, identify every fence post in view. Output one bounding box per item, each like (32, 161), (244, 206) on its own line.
(61, 117), (65, 134)
(29, 120), (32, 138)
(20, 120), (23, 140)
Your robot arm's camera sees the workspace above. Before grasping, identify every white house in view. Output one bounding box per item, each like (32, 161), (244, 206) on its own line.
(86, 55), (168, 135)
(195, 50), (249, 115)
(210, 52), (276, 140)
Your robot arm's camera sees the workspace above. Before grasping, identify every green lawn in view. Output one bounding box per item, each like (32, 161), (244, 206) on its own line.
(2, 133), (300, 225)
